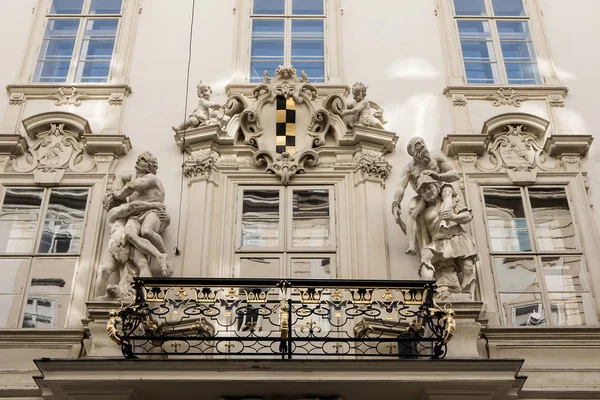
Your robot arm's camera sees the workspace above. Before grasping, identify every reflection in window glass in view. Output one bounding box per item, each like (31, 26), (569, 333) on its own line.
(89, 0), (122, 14)
(291, 258), (331, 279)
(241, 190), (280, 247)
(39, 189), (88, 254)
(457, 21), (499, 84)
(250, 19), (285, 82)
(484, 188), (531, 252)
(292, 0), (324, 15)
(50, 0), (84, 14)
(499, 293), (546, 326)
(548, 293), (595, 326)
(0, 189), (44, 253)
(542, 256), (587, 293)
(291, 20), (325, 83)
(493, 257), (538, 292)
(491, 0), (525, 16)
(238, 257), (280, 278)
(453, 0), (487, 16)
(253, 0), (285, 14)
(292, 189), (330, 247)
(22, 295), (65, 328)
(528, 188), (575, 251)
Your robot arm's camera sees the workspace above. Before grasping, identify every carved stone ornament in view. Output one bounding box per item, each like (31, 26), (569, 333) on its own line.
(9, 92), (24, 105)
(486, 88), (528, 107)
(175, 65), (397, 185)
(50, 87), (88, 106)
(354, 148), (392, 181)
(183, 148), (220, 178)
(452, 94), (467, 107)
(548, 94), (565, 108)
(108, 92), (125, 106)
(12, 115), (95, 182)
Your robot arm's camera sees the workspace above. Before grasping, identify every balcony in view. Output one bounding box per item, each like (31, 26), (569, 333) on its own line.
(107, 278), (455, 360)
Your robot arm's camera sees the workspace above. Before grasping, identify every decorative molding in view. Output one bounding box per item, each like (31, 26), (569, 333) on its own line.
(183, 148), (220, 178)
(6, 84), (131, 104)
(441, 134), (488, 157)
(354, 148), (392, 181)
(485, 88), (528, 107)
(82, 134), (132, 156)
(0, 134), (28, 156)
(9, 92), (24, 105)
(22, 111), (91, 139)
(443, 86), (568, 107)
(542, 134), (593, 158)
(451, 94), (467, 106)
(49, 87), (88, 106)
(482, 113), (549, 139)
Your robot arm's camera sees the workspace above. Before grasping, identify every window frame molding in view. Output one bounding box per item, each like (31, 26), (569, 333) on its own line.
(436, 0), (561, 88)
(232, 0), (342, 84)
(15, 0), (141, 86)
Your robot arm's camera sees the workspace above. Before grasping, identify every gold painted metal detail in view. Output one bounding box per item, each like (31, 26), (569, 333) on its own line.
(297, 287), (324, 304)
(300, 319), (322, 334)
(193, 287), (221, 303)
(350, 288), (373, 304)
(107, 310), (123, 345)
(382, 288), (394, 301)
(430, 302), (456, 346)
(353, 319), (373, 339)
(244, 288), (271, 303)
(280, 299), (289, 341)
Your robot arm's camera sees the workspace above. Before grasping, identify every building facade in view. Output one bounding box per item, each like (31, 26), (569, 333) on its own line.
(0, 0), (599, 399)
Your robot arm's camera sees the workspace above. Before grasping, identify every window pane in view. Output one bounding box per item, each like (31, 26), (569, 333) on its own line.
(252, 19), (284, 38)
(83, 18), (118, 38)
(22, 294), (69, 328)
(291, 61), (325, 83)
(238, 257), (280, 278)
(457, 20), (493, 40)
(29, 259), (76, 295)
(492, 0), (525, 16)
(292, 19), (324, 38)
(542, 256), (588, 292)
(461, 41), (496, 62)
(89, 0), (123, 14)
(453, 0), (487, 16)
(500, 41), (536, 63)
(464, 62), (499, 84)
(38, 220), (84, 253)
(494, 257), (538, 292)
(77, 61), (111, 82)
(45, 19), (80, 38)
(1, 188), (44, 221)
(497, 21), (532, 40)
(35, 61), (72, 82)
(253, 0), (285, 14)
(528, 188), (575, 251)
(484, 188), (531, 251)
(0, 259), (29, 294)
(549, 293), (596, 326)
(0, 295), (23, 328)
(50, 0), (84, 14)
(45, 189), (88, 220)
(0, 221), (38, 253)
(250, 61), (283, 82)
(291, 40), (324, 59)
(39, 39), (77, 60)
(241, 190), (280, 247)
(251, 40), (284, 59)
(292, 189), (330, 247)
(292, 0), (324, 15)
(291, 258), (332, 279)
(499, 293), (546, 326)
(505, 63), (540, 85)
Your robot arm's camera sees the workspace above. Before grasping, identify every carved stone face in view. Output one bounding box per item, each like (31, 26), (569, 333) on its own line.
(420, 182), (440, 203)
(197, 84), (212, 99)
(135, 152), (158, 175)
(410, 138), (430, 164)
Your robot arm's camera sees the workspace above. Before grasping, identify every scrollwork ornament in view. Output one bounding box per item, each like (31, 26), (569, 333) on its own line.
(354, 149), (392, 181)
(50, 87), (87, 106)
(486, 88), (528, 107)
(183, 149), (220, 178)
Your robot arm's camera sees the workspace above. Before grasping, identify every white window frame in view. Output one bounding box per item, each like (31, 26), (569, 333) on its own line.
(16, 0), (141, 85)
(480, 184), (597, 326)
(436, 0), (561, 87)
(232, 0), (342, 84)
(234, 185), (337, 279)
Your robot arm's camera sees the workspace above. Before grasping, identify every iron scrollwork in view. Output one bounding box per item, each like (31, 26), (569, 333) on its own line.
(108, 278), (454, 360)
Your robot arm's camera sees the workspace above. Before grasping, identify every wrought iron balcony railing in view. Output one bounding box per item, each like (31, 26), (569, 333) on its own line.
(108, 278), (455, 359)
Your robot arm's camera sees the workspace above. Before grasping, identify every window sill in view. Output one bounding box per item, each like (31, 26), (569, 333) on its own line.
(444, 85), (568, 107)
(484, 325), (600, 342)
(0, 328), (84, 342)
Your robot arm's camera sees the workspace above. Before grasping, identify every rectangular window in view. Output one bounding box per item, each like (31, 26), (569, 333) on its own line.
(250, 0), (325, 83)
(0, 188), (90, 255)
(33, 0), (122, 83)
(235, 186), (335, 278)
(453, 0), (541, 84)
(482, 187), (596, 326)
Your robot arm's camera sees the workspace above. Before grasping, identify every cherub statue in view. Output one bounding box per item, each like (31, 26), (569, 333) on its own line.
(342, 82), (386, 129)
(172, 81), (227, 131)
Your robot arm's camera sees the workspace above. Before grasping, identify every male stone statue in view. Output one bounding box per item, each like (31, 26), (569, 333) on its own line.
(391, 137), (460, 255)
(95, 151), (172, 299)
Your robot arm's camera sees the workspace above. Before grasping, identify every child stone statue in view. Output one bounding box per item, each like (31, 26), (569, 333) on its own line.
(342, 82), (385, 129)
(172, 81), (224, 131)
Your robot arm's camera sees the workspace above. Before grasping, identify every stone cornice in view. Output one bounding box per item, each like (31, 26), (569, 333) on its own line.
(483, 326), (600, 343)
(0, 134), (28, 156)
(22, 111), (91, 139)
(226, 83), (349, 98)
(444, 85), (569, 107)
(339, 125), (399, 154)
(82, 134), (132, 156)
(0, 329), (84, 344)
(174, 125), (234, 152)
(441, 134), (488, 157)
(543, 134), (594, 157)
(6, 84), (131, 97)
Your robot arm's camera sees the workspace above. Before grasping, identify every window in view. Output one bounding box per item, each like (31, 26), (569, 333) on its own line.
(453, 0), (541, 84)
(249, 0), (325, 82)
(33, 0), (122, 83)
(0, 188), (89, 328)
(482, 187), (596, 326)
(0, 187), (90, 254)
(235, 186), (335, 278)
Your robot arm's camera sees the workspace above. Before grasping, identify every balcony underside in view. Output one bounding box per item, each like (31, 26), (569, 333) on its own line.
(35, 358), (525, 400)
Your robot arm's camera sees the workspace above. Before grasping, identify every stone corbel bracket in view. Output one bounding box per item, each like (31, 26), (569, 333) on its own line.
(543, 134), (593, 172)
(82, 134), (132, 174)
(0, 134), (29, 170)
(444, 86), (568, 108)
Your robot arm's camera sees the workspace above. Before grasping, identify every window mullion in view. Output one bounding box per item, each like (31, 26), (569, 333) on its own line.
(522, 187), (540, 253)
(534, 256), (554, 326)
(69, 16), (87, 82)
(16, 257), (36, 328)
(489, 20), (508, 84)
(32, 189), (51, 256)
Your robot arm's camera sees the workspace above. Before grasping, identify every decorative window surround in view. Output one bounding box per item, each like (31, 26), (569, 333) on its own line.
(444, 85), (568, 108)
(15, 0), (141, 86)
(6, 84), (131, 106)
(436, 0), (561, 87)
(441, 113), (599, 328)
(174, 67), (397, 280)
(231, 0), (343, 84)
(226, 83), (349, 98)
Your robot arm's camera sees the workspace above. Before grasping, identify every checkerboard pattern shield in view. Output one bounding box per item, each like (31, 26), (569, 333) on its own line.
(275, 96), (296, 154)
